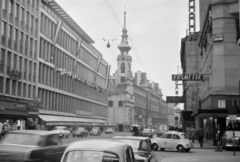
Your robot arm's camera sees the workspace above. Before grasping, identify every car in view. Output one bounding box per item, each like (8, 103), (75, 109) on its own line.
(60, 138), (136, 162)
(112, 136), (157, 162)
(151, 131), (193, 152)
(0, 130), (67, 162)
(52, 126), (71, 138)
(105, 128), (114, 134)
(89, 127), (101, 136)
(72, 127), (89, 137)
(221, 130), (240, 150)
(141, 128), (155, 138)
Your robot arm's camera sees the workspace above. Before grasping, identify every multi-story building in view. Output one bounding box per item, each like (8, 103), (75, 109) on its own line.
(0, 0), (110, 130)
(107, 10), (168, 131)
(181, 0), (240, 145)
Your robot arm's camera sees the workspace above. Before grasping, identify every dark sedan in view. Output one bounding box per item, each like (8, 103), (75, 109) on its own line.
(221, 130), (240, 150)
(0, 130), (67, 162)
(72, 127), (89, 137)
(112, 136), (157, 162)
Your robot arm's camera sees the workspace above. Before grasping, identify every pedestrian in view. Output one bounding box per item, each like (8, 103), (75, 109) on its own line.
(196, 126), (204, 148)
(185, 125), (191, 139)
(190, 126), (196, 143)
(132, 126), (141, 136)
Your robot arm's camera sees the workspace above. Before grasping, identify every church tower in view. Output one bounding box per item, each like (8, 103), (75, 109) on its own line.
(116, 9), (133, 86)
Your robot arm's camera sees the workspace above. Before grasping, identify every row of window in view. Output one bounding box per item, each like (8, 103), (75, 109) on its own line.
(38, 88), (108, 118)
(1, 49), (37, 82)
(0, 76), (36, 99)
(1, 20), (38, 59)
(1, 0), (39, 38)
(39, 37), (106, 88)
(108, 100), (123, 107)
(38, 62), (107, 104)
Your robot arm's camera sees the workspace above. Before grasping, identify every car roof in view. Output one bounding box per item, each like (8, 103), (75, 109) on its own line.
(8, 130), (59, 135)
(112, 136), (150, 140)
(54, 126), (67, 128)
(66, 139), (130, 154)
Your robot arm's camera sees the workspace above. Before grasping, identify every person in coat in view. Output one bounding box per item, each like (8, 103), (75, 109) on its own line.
(196, 126), (205, 148)
(190, 126), (197, 143)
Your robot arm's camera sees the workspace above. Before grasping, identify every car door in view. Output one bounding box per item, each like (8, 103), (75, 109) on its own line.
(44, 135), (65, 162)
(172, 134), (181, 148)
(165, 134), (173, 148)
(157, 133), (172, 148)
(126, 147), (135, 162)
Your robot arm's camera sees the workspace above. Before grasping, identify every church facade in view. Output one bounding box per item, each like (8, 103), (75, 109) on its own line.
(107, 10), (168, 131)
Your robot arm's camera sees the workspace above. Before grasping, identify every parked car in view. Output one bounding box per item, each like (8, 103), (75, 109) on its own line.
(72, 127), (89, 137)
(0, 130), (67, 162)
(105, 128), (114, 134)
(52, 126), (71, 138)
(60, 139), (136, 162)
(221, 130), (240, 150)
(141, 128), (155, 138)
(151, 131), (193, 152)
(112, 136), (157, 162)
(89, 127), (101, 136)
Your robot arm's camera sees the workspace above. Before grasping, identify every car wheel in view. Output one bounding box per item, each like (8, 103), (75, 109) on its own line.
(85, 134), (87, 137)
(160, 148), (165, 151)
(151, 143), (159, 151)
(185, 149), (190, 152)
(177, 145), (184, 152)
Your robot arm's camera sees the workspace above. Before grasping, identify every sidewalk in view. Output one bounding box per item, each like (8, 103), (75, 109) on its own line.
(192, 139), (216, 149)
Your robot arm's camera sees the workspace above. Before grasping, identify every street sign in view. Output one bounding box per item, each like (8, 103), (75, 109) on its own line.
(229, 115), (237, 121)
(172, 74), (209, 81)
(159, 124), (168, 132)
(166, 96), (185, 103)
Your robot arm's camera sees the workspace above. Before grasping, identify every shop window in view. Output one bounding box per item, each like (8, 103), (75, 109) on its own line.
(108, 100), (113, 107)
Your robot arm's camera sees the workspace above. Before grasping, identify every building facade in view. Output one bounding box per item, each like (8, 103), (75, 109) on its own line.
(107, 10), (168, 131)
(0, 0), (110, 130)
(180, 0), (240, 145)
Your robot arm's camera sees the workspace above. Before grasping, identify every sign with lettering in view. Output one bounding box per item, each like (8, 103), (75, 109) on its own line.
(166, 96), (185, 103)
(189, 0), (196, 33)
(76, 110), (92, 116)
(172, 74), (209, 81)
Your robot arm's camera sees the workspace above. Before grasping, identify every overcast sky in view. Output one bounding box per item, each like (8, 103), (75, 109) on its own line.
(56, 0), (199, 103)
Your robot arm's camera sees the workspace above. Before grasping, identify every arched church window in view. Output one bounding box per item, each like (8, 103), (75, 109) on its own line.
(121, 63), (125, 73)
(118, 101), (123, 107)
(108, 101), (113, 107)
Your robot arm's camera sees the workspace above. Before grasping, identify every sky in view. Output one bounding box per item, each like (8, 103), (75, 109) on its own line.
(56, 0), (199, 104)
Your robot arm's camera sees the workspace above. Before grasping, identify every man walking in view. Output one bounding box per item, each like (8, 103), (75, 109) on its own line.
(185, 125), (191, 139)
(190, 126), (196, 143)
(197, 126), (204, 148)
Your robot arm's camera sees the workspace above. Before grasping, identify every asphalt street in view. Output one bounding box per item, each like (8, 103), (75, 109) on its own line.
(62, 132), (240, 162)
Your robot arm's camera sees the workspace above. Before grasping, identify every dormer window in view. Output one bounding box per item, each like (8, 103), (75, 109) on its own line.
(121, 63), (125, 73)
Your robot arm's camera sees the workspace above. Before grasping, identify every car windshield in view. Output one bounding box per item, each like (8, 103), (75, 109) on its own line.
(180, 133), (187, 139)
(116, 139), (151, 152)
(0, 133), (42, 146)
(63, 150), (119, 162)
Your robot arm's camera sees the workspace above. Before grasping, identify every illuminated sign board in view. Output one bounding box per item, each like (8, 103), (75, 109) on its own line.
(166, 96), (185, 103)
(172, 74), (209, 81)
(189, 0), (195, 33)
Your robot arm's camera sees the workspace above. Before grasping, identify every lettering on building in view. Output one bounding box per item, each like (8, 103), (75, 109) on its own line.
(76, 110), (92, 116)
(172, 74), (209, 81)
(166, 96), (185, 103)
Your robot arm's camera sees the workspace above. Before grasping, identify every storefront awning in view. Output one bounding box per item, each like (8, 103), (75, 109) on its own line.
(192, 109), (240, 118)
(39, 115), (106, 125)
